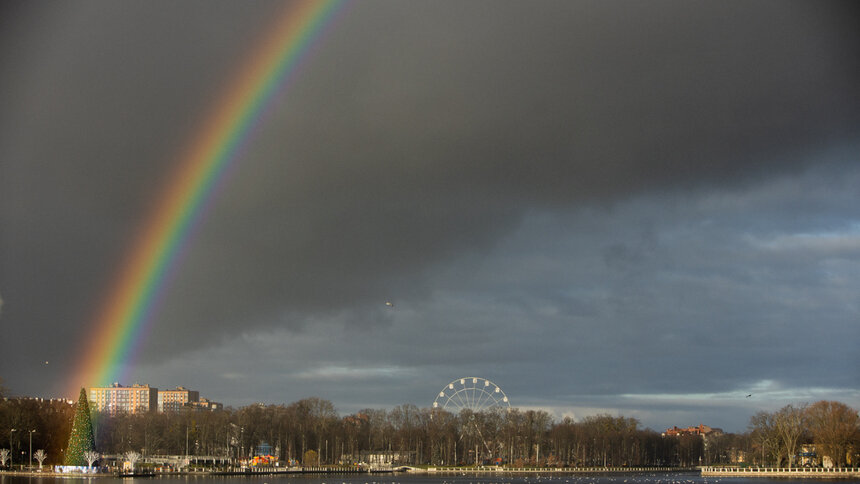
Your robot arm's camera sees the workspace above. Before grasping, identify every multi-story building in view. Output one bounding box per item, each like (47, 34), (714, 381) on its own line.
(189, 397), (223, 411)
(158, 386), (200, 413)
(89, 383), (221, 414)
(662, 424), (723, 437)
(89, 383), (158, 415)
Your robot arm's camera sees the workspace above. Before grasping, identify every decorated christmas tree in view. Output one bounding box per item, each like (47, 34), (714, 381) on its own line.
(64, 388), (96, 466)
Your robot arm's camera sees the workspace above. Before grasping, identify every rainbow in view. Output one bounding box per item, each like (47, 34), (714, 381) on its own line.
(67, 0), (344, 397)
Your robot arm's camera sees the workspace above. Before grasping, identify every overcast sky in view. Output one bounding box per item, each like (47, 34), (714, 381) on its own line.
(2, 1), (859, 433)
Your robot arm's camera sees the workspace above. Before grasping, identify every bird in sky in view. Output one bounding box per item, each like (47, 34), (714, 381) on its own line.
(385, 301), (394, 308)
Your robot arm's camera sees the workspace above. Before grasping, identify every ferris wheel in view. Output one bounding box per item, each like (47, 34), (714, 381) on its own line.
(433, 377), (510, 413)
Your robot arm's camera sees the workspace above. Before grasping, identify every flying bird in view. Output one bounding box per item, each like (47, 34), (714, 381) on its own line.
(385, 301), (394, 308)
(746, 394), (752, 398)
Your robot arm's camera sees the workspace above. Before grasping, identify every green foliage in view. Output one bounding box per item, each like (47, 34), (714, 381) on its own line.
(302, 449), (319, 466)
(64, 388), (96, 465)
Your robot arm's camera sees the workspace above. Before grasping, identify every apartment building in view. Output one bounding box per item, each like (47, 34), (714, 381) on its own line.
(89, 383), (158, 415)
(662, 424), (723, 437)
(158, 386), (200, 413)
(189, 397), (223, 411)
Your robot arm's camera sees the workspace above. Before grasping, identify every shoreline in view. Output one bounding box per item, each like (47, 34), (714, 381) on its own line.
(1, 466), (695, 478)
(416, 466), (694, 474)
(701, 466), (860, 479)
(10, 466), (860, 479)
(0, 467), (388, 478)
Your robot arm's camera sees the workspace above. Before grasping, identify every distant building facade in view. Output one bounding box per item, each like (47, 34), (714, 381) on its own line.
(799, 444), (819, 467)
(89, 383), (221, 414)
(158, 386), (200, 413)
(89, 383), (158, 415)
(662, 424), (723, 437)
(189, 397), (223, 411)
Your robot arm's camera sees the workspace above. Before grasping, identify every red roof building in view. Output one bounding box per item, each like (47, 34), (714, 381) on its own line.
(662, 424), (723, 437)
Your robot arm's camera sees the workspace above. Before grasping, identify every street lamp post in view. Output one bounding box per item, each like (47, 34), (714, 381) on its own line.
(9, 429), (16, 469)
(29, 430), (35, 469)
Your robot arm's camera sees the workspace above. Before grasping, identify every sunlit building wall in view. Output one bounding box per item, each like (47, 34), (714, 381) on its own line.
(158, 386), (200, 413)
(89, 383), (158, 415)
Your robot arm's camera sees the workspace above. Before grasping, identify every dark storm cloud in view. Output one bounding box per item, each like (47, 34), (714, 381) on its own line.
(1, 1), (859, 427)
(133, 156), (860, 432)
(145, 0), (860, 348)
(0, 0), (287, 369)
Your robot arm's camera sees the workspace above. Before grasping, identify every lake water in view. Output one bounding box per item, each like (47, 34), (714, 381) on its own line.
(2, 473), (859, 484)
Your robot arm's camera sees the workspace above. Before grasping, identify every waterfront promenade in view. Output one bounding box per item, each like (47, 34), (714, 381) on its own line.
(0, 466), (694, 478)
(0, 466), (383, 478)
(13, 465), (860, 479)
(701, 466), (860, 479)
(420, 466), (691, 474)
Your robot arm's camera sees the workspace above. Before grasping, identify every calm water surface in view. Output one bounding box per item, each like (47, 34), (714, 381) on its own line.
(3, 474), (859, 484)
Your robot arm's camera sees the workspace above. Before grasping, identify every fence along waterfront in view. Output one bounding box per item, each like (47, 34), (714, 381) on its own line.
(701, 466), (860, 478)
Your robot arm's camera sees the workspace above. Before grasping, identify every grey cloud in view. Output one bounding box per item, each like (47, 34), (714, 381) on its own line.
(1, 1), (858, 429)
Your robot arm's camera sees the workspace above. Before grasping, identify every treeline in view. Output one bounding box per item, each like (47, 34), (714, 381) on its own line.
(1, 396), (857, 468)
(0, 397), (75, 466)
(748, 401), (860, 468)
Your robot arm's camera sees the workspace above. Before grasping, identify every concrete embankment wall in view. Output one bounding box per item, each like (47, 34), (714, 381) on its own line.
(2, 466), (383, 478)
(423, 466), (693, 474)
(701, 466), (860, 479)
(213, 466), (382, 475)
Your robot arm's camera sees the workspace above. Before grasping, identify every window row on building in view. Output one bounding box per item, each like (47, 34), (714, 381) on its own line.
(88, 383), (223, 415)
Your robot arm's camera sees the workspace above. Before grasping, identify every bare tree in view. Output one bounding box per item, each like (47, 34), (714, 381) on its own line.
(0, 448), (10, 468)
(123, 451), (141, 471)
(33, 450), (47, 469)
(84, 450), (100, 468)
(749, 411), (780, 466)
(806, 400), (860, 467)
(773, 404), (807, 468)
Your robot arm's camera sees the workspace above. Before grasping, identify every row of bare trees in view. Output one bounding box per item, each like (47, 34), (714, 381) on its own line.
(748, 401), (860, 468)
(0, 396), (74, 467)
(2, 395), (857, 468)
(93, 402), (703, 467)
